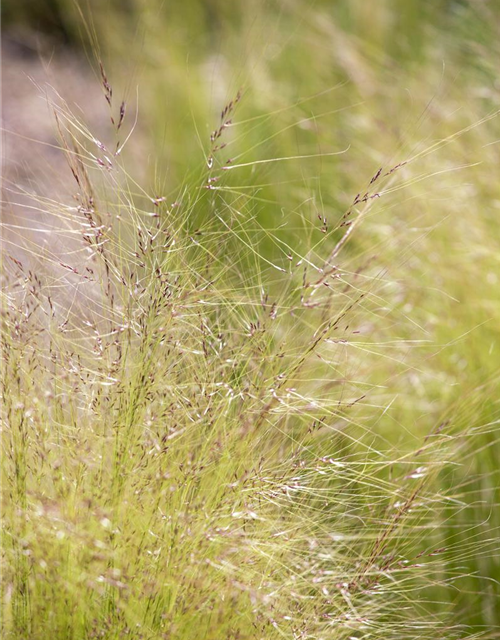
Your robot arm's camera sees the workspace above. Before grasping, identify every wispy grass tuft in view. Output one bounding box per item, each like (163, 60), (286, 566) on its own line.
(2, 33), (500, 639)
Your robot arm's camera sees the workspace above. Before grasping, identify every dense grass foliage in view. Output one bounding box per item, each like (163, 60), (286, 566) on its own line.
(2, 1), (500, 638)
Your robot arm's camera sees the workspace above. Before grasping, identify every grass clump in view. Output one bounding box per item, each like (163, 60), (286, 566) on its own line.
(2, 4), (500, 636)
(1, 83), (497, 639)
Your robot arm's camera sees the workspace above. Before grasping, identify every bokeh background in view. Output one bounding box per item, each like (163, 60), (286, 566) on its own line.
(4, 0), (500, 199)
